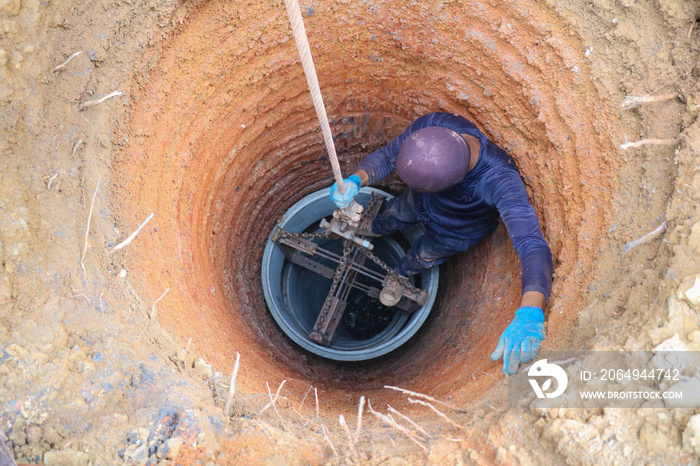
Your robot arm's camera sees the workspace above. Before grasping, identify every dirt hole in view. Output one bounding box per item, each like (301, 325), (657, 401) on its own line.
(115, 0), (618, 413)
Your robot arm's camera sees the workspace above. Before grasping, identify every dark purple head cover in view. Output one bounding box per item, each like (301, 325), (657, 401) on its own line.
(396, 126), (471, 192)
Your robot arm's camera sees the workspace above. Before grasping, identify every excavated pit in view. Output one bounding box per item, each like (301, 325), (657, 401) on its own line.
(115, 0), (618, 413)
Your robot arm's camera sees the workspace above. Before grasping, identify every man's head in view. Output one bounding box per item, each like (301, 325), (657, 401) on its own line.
(396, 126), (471, 192)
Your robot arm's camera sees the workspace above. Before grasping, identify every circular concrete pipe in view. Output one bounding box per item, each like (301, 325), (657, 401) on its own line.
(261, 188), (439, 361)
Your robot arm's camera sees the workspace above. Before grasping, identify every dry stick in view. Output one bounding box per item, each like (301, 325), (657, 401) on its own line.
(150, 287), (169, 320)
(367, 401), (427, 452)
(314, 387), (320, 418)
(623, 221), (667, 253)
(71, 139), (84, 158)
(298, 386), (318, 425)
(622, 92), (678, 110)
(384, 385), (460, 411)
(299, 385), (313, 413)
(339, 415), (358, 461)
(80, 177), (101, 277)
(620, 138), (680, 150)
(408, 398), (464, 431)
(109, 213), (154, 254)
(355, 396), (365, 442)
(387, 405), (430, 439)
(384, 415), (428, 450)
(263, 382), (274, 413)
(73, 293), (91, 303)
(47, 173), (58, 190)
(260, 379), (287, 415)
(320, 425), (339, 457)
(223, 352), (241, 416)
(79, 91), (123, 111)
(53, 51), (82, 72)
(689, 18), (697, 38)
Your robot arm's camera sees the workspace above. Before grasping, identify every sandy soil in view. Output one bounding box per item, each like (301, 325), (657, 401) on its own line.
(1, 0), (699, 464)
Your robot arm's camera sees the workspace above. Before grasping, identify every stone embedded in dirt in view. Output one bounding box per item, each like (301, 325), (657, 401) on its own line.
(25, 425), (42, 445)
(652, 334), (695, 376)
(174, 410), (220, 455)
(639, 422), (678, 453)
(689, 222), (700, 252)
(42, 426), (62, 447)
(680, 275), (700, 310)
(650, 296), (699, 346)
(683, 414), (700, 456)
(159, 436), (183, 459)
(5, 344), (29, 362)
(541, 419), (603, 461)
(663, 377), (700, 408)
(130, 444), (149, 464)
(653, 334), (691, 353)
(8, 426), (26, 447)
(688, 330), (700, 344)
(128, 427), (150, 445)
(193, 358), (214, 380)
(426, 438), (463, 464)
(43, 449), (90, 466)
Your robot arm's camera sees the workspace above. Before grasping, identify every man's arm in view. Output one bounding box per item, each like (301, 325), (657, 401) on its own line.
(489, 169), (553, 301)
(486, 167), (553, 374)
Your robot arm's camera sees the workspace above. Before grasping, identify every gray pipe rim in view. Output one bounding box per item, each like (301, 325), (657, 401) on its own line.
(261, 187), (439, 361)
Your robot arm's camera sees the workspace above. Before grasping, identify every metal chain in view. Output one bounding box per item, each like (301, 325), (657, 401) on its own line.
(363, 248), (423, 296)
(314, 239), (352, 325)
(355, 195), (422, 295)
(296, 232), (327, 240)
(275, 229), (327, 240)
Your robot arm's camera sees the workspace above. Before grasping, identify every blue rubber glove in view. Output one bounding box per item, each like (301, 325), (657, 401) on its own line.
(490, 306), (546, 375)
(330, 174), (362, 209)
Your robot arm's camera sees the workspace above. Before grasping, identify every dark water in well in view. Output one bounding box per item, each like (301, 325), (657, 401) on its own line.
(341, 289), (396, 339)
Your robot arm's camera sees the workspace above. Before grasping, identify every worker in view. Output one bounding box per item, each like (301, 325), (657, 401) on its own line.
(329, 112), (553, 375)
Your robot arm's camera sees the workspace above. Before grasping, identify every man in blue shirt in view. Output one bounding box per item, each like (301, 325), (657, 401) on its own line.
(330, 112), (553, 375)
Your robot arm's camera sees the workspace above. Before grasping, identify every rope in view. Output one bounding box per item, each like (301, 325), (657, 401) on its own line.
(283, 0), (346, 194)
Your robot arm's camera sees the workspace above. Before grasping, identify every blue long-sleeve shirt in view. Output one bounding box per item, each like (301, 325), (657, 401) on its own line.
(358, 112), (554, 300)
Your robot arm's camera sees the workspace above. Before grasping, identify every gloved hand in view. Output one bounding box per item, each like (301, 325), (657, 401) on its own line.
(490, 306), (546, 375)
(330, 174), (362, 209)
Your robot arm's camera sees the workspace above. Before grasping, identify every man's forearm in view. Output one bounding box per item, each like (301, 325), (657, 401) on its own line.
(520, 290), (546, 310)
(354, 169), (369, 187)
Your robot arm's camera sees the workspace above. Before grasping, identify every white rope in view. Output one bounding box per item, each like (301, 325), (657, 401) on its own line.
(283, 0), (346, 194)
